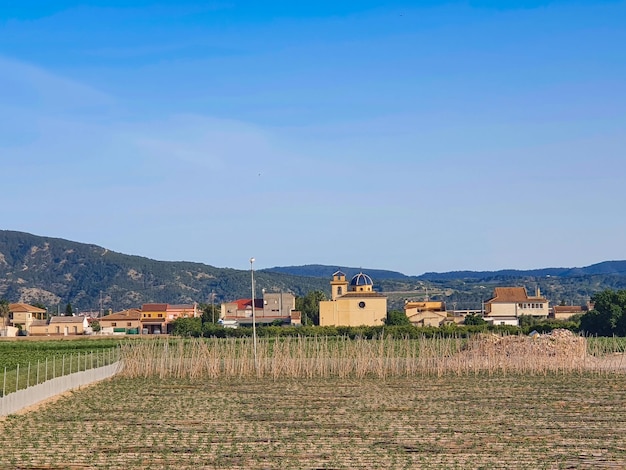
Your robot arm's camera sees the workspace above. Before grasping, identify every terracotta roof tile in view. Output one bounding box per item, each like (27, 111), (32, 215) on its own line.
(9, 303), (47, 314)
(486, 287), (548, 304)
(49, 316), (86, 324)
(553, 306), (584, 313)
(233, 299), (264, 310)
(142, 303), (168, 311)
(101, 309), (142, 321)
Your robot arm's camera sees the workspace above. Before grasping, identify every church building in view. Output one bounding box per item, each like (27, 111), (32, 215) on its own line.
(319, 271), (387, 326)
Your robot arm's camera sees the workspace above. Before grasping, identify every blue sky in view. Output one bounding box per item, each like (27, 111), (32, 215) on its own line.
(1, 0), (625, 275)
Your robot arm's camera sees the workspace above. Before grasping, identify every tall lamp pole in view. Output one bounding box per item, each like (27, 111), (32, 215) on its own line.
(250, 257), (258, 371)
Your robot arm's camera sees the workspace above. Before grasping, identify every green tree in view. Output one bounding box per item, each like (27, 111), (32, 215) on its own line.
(91, 321), (101, 333)
(0, 299), (10, 327)
(385, 310), (411, 326)
(579, 289), (626, 336)
(518, 314), (538, 328)
(296, 290), (326, 326)
(200, 302), (220, 325)
(463, 313), (487, 326)
(65, 303), (73, 316)
(172, 317), (202, 337)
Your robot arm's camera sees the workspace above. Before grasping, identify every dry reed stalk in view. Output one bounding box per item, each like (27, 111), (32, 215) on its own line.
(116, 331), (624, 381)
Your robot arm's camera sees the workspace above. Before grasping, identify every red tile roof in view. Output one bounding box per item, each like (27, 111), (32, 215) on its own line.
(9, 303), (46, 314)
(487, 287), (547, 303)
(101, 309), (142, 321)
(232, 299), (264, 310)
(553, 305), (584, 313)
(142, 303), (168, 312)
(49, 316), (86, 324)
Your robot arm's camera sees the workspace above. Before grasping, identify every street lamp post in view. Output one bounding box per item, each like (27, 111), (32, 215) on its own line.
(250, 257), (258, 371)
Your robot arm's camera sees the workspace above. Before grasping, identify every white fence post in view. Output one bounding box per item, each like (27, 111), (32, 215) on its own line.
(0, 350), (122, 417)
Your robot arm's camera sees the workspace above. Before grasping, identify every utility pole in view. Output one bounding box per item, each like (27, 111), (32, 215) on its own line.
(250, 258), (257, 371)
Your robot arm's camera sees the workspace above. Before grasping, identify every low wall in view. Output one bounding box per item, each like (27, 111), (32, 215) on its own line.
(0, 361), (122, 417)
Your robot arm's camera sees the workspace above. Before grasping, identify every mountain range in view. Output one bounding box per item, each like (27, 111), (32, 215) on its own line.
(265, 261), (626, 280)
(1, 229), (626, 313)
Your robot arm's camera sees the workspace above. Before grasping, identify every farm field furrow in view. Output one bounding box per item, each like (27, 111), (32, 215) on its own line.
(1, 373), (626, 469)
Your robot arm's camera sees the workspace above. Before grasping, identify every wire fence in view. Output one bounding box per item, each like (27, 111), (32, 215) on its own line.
(1, 347), (121, 398)
(0, 361), (122, 417)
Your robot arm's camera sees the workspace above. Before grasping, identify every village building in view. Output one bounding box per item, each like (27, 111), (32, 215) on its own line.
(551, 305), (587, 320)
(29, 316), (89, 336)
(99, 308), (142, 334)
(220, 292), (299, 326)
(404, 300), (448, 327)
(8, 303), (47, 333)
(140, 303), (199, 334)
(319, 271), (387, 327)
(484, 286), (549, 326)
(140, 303), (167, 334)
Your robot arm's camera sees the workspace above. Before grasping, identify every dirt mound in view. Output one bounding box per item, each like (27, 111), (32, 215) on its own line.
(468, 329), (586, 357)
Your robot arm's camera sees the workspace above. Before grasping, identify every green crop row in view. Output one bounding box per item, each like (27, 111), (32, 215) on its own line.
(0, 338), (122, 371)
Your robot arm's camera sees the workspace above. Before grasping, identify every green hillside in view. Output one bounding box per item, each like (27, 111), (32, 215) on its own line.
(1, 230), (626, 314)
(0, 230), (328, 313)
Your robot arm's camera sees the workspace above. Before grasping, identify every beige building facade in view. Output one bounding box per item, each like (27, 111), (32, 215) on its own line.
(100, 309), (143, 334)
(221, 292), (298, 325)
(319, 271), (387, 327)
(9, 303), (47, 333)
(552, 305), (586, 320)
(404, 301), (448, 327)
(484, 287), (549, 325)
(30, 316), (89, 336)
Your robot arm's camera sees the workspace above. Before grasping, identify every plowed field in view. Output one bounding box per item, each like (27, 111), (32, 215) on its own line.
(1, 373), (625, 469)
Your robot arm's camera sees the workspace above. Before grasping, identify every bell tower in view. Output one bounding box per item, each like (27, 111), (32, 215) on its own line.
(330, 270), (349, 300)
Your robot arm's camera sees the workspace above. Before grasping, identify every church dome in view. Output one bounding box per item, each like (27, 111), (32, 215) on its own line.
(350, 272), (373, 287)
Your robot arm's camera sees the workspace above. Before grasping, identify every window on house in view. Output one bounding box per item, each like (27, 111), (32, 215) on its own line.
(158, 314), (163, 318)
(127, 322), (132, 327)
(338, 287), (343, 296)
(112, 322), (117, 327)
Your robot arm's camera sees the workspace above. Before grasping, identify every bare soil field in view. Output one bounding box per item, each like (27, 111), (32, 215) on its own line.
(1, 372), (626, 469)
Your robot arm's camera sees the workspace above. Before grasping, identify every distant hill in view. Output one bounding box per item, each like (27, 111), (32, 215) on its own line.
(268, 262), (626, 282)
(0, 230), (328, 312)
(2, 230), (626, 314)
(263, 262), (626, 311)
(417, 261), (626, 281)
(263, 264), (411, 280)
